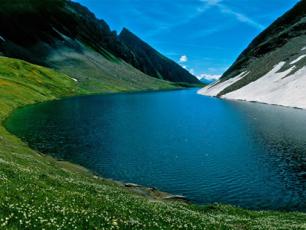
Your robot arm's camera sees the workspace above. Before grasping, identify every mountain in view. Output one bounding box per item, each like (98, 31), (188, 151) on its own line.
(119, 28), (200, 84)
(0, 0), (199, 93)
(199, 78), (216, 85)
(199, 0), (306, 109)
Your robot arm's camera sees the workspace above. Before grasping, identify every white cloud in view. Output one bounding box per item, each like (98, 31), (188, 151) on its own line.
(197, 73), (222, 81)
(179, 55), (188, 63)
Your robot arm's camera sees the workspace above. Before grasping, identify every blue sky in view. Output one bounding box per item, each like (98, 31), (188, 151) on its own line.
(75, 0), (299, 79)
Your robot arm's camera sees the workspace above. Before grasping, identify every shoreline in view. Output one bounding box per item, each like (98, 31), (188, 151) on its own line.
(4, 88), (306, 212)
(1, 88), (192, 204)
(1, 57), (305, 228)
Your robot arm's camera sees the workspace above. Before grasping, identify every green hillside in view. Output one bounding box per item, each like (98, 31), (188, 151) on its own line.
(0, 0), (200, 86)
(0, 57), (305, 229)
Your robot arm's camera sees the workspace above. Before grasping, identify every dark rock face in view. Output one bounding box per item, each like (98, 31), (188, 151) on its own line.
(0, 1), (132, 64)
(0, 0), (199, 84)
(119, 28), (200, 84)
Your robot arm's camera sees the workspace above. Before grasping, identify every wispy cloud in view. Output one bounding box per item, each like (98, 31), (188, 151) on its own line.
(217, 4), (265, 30)
(200, 0), (264, 30)
(145, 1), (214, 37)
(146, 0), (264, 39)
(187, 24), (230, 40)
(200, 0), (222, 6)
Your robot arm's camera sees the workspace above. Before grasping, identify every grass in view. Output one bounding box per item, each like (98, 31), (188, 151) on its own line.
(46, 42), (181, 93)
(0, 56), (305, 229)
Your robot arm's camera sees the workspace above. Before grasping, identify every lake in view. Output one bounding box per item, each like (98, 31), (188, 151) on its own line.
(5, 89), (306, 211)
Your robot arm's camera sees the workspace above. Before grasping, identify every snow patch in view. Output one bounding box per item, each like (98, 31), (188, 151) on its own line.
(197, 71), (249, 97)
(0, 36), (5, 42)
(70, 77), (78, 82)
(290, 55), (306, 65)
(222, 62), (306, 109)
(301, 46), (306, 51)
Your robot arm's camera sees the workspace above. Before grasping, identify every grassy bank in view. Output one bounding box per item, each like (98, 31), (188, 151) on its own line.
(0, 57), (305, 229)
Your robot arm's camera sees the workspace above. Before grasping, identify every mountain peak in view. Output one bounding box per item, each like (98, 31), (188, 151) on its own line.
(0, 0), (199, 85)
(119, 28), (200, 84)
(199, 0), (306, 109)
(120, 27), (131, 34)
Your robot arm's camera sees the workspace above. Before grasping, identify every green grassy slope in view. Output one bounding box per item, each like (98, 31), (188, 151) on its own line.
(0, 0), (200, 86)
(46, 43), (179, 93)
(0, 57), (305, 229)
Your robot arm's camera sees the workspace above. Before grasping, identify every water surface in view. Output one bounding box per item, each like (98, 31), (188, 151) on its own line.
(5, 89), (306, 211)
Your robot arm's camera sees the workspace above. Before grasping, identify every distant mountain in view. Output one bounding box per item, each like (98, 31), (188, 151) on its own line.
(199, 0), (306, 109)
(119, 28), (200, 84)
(0, 0), (199, 92)
(199, 78), (215, 85)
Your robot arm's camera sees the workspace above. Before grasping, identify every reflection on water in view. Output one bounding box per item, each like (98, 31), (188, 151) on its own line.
(5, 89), (306, 211)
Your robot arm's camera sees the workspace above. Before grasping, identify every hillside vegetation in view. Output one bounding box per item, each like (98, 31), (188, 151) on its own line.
(0, 0), (200, 85)
(0, 57), (305, 229)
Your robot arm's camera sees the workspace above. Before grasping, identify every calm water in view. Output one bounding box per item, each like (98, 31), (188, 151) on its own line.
(5, 89), (306, 211)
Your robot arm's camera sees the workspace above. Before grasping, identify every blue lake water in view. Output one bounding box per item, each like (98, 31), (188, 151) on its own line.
(5, 89), (306, 211)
